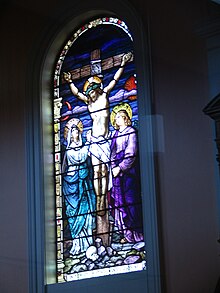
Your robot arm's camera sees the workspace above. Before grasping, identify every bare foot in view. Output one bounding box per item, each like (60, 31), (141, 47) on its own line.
(120, 238), (128, 244)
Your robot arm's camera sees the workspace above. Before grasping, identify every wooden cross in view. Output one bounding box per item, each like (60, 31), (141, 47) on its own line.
(62, 49), (133, 82)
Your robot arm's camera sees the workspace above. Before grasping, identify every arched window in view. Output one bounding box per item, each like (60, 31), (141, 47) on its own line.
(27, 1), (161, 292)
(54, 17), (145, 283)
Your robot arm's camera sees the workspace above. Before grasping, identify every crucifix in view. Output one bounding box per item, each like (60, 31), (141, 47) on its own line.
(63, 49), (133, 247)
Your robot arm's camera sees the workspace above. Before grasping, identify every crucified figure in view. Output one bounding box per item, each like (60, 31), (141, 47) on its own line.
(63, 52), (132, 244)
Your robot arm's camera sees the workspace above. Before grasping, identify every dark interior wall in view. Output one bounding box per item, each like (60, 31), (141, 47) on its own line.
(0, 1), (219, 293)
(0, 3), (29, 293)
(148, 1), (220, 292)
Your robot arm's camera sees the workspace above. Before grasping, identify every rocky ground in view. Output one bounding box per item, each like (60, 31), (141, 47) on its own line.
(63, 237), (146, 276)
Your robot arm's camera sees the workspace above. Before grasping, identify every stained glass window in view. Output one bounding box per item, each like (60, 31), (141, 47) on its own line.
(53, 17), (146, 283)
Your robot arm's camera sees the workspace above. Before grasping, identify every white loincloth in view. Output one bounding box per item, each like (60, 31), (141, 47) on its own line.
(89, 135), (112, 190)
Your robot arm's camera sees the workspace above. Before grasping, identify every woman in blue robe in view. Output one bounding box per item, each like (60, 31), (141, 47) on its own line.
(62, 119), (96, 255)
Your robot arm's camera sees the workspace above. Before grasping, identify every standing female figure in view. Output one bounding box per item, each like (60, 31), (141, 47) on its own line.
(62, 118), (96, 255)
(110, 103), (144, 244)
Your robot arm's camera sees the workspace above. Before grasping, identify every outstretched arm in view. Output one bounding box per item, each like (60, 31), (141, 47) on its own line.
(104, 52), (133, 93)
(63, 72), (88, 104)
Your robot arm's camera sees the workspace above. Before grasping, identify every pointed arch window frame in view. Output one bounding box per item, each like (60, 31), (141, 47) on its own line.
(26, 1), (162, 293)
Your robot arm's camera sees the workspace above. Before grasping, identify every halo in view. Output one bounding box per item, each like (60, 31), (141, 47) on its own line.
(83, 76), (103, 94)
(110, 103), (132, 128)
(64, 118), (83, 139)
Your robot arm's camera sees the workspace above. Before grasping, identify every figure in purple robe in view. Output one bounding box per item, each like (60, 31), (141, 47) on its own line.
(110, 104), (144, 244)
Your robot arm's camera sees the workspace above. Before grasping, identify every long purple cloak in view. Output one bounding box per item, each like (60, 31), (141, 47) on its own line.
(110, 126), (143, 243)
